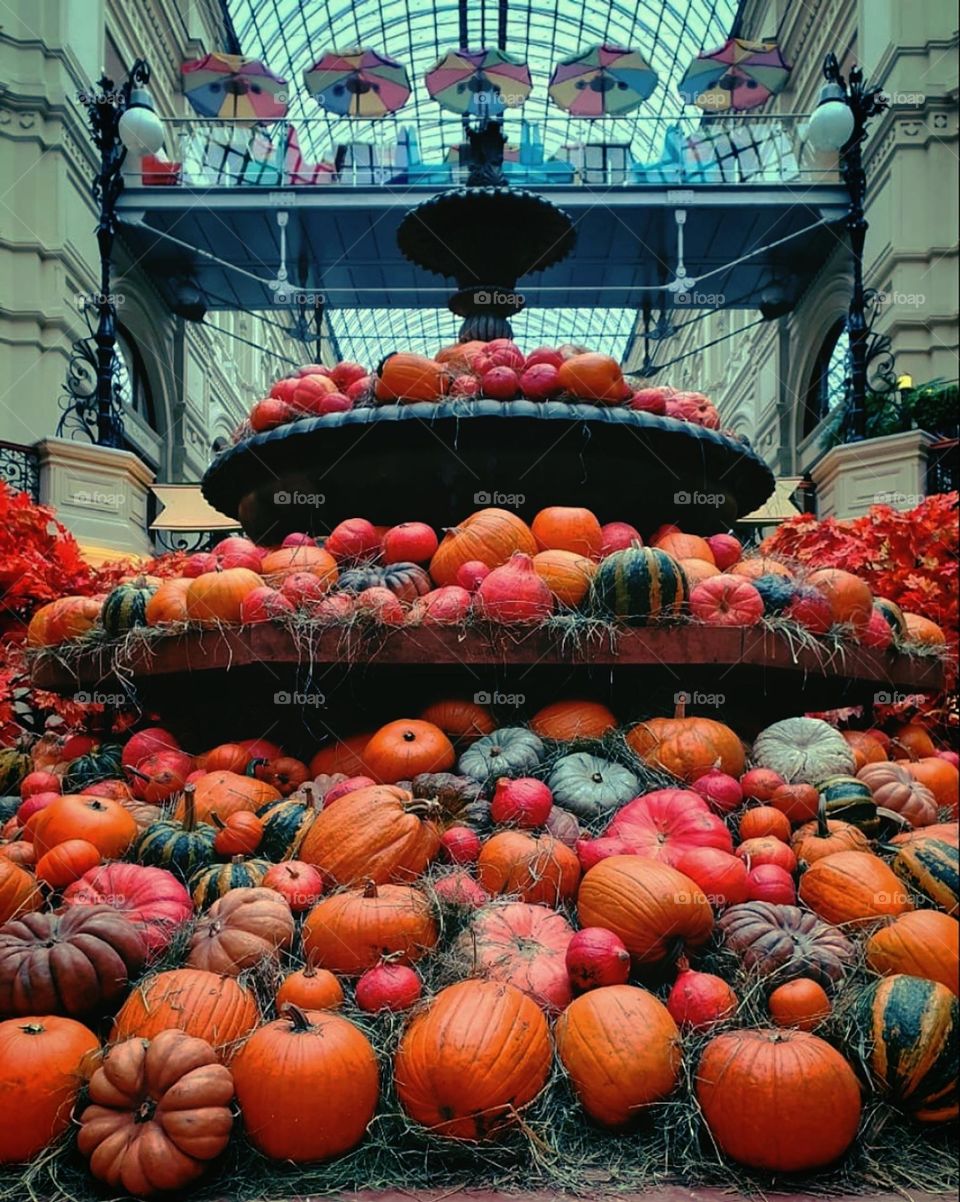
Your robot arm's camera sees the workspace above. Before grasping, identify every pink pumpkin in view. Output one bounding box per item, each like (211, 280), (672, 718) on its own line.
(690, 576), (764, 626)
(706, 533), (742, 570)
(356, 963), (422, 1012)
(490, 777), (553, 828)
(745, 863), (796, 904)
(600, 521), (642, 556)
(691, 770), (743, 815)
(62, 863), (191, 956)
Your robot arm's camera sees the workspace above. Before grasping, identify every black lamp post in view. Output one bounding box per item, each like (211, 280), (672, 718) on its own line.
(60, 59), (163, 447)
(807, 53), (888, 441)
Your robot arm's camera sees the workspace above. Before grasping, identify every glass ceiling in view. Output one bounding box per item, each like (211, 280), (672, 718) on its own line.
(224, 0), (740, 363)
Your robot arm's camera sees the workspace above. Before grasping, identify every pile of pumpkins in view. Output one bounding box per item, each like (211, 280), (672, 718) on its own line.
(0, 697), (957, 1195)
(24, 505), (947, 649)
(244, 343), (723, 436)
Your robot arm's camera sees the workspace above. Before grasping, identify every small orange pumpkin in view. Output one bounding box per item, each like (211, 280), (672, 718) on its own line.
(902, 613), (947, 645)
(145, 578), (191, 625)
(376, 352), (446, 403)
(768, 979), (832, 1030)
(532, 549), (596, 607)
(842, 730), (888, 770)
(728, 557), (792, 581)
(556, 353), (624, 403)
(806, 568), (873, 635)
(529, 699), (617, 741)
(429, 508), (537, 587)
(531, 506), (603, 559)
(185, 568), (263, 624)
(363, 720), (455, 783)
(906, 757), (959, 815)
(260, 546), (337, 587)
(655, 532), (716, 565)
(418, 698), (495, 744)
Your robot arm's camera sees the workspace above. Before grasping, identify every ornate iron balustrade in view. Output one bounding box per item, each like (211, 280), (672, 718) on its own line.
(0, 441), (40, 500)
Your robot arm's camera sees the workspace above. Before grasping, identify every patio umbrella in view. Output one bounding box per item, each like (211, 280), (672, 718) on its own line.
(304, 50), (411, 118)
(678, 38), (791, 112)
(426, 49), (532, 117)
(548, 45), (658, 117)
(181, 53), (289, 120)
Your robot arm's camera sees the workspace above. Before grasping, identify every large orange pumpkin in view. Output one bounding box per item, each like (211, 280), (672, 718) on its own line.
(532, 549), (596, 606)
(696, 1029), (862, 1171)
(174, 771), (280, 824)
(556, 353), (624, 403)
(728, 557), (792, 581)
(302, 881), (438, 974)
(906, 757), (959, 815)
(376, 352), (446, 403)
(531, 506), (603, 559)
(798, 850), (913, 925)
(394, 979), (552, 1140)
(185, 568), (263, 624)
(27, 596), (102, 646)
(363, 720), (455, 783)
(902, 613), (947, 645)
(626, 699), (745, 780)
(233, 1006), (379, 1162)
(555, 984), (681, 1127)
(113, 968), (258, 1060)
(308, 732), (375, 778)
(419, 698), (496, 744)
(429, 508), (537, 586)
(298, 785), (441, 885)
(529, 699), (617, 741)
(145, 578), (191, 625)
(0, 858), (42, 926)
(655, 532), (716, 565)
(260, 545), (337, 588)
(890, 722), (937, 761)
(806, 568), (873, 634)
(477, 830), (580, 905)
(577, 856), (713, 964)
(29, 795), (137, 860)
(866, 910), (959, 996)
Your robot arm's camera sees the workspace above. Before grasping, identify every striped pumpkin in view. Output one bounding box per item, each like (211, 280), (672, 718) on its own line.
(590, 547), (687, 623)
(892, 838), (959, 915)
(853, 974), (958, 1122)
(256, 796), (319, 860)
(101, 580), (156, 636)
(135, 787), (217, 883)
(873, 598), (907, 640)
(189, 856), (271, 909)
(63, 744), (124, 792)
(818, 775), (880, 833)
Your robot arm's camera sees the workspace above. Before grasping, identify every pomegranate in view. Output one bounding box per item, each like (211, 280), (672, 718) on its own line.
(481, 366), (520, 400)
(455, 560), (491, 592)
(440, 826), (482, 864)
(565, 927), (631, 991)
(239, 586), (295, 623)
(433, 870), (488, 907)
(691, 770), (743, 815)
(519, 363), (561, 400)
(382, 522), (438, 565)
(600, 521), (642, 556)
(740, 768), (786, 802)
(706, 533), (742, 570)
(667, 961), (737, 1030)
(356, 963), (422, 1012)
(476, 552), (553, 623)
(745, 863), (796, 904)
(324, 517), (381, 561)
(490, 777), (553, 828)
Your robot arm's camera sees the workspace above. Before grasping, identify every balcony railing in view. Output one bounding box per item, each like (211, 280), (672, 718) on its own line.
(0, 441), (40, 501)
(131, 112), (838, 192)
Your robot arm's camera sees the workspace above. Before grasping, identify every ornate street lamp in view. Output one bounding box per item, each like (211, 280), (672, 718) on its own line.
(807, 52), (888, 441)
(60, 59), (162, 448)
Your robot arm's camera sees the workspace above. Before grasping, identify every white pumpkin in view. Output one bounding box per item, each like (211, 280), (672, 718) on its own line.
(751, 717), (856, 784)
(547, 752), (639, 819)
(458, 727), (544, 781)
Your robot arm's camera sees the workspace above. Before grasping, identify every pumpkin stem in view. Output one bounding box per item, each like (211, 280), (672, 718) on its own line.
(211, 813), (226, 830)
(302, 784), (318, 811)
(246, 757), (268, 779)
(134, 1098), (157, 1124)
(815, 791), (830, 839)
(230, 854), (244, 865)
(182, 783), (197, 832)
(281, 1002), (314, 1032)
(362, 878), (379, 899)
(673, 697), (687, 720)
(675, 954), (691, 974)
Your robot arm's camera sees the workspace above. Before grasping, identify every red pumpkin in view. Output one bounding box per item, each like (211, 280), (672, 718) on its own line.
(62, 863), (193, 957)
(440, 826), (482, 864)
(433, 870), (489, 908)
(740, 768), (787, 802)
(262, 861), (324, 913)
(745, 863), (796, 904)
(706, 533), (742, 570)
(736, 836), (798, 875)
(691, 770), (743, 815)
(475, 552), (554, 623)
(655, 531), (716, 565)
(383, 522), (438, 565)
(519, 362), (561, 399)
(456, 901), (574, 1012)
(129, 749), (194, 804)
(408, 586), (472, 625)
(356, 963), (422, 1012)
(239, 585), (294, 623)
(739, 806), (792, 843)
(481, 366), (520, 399)
(605, 788), (733, 867)
(674, 847), (749, 907)
(477, 831), (580, 906)
(19, 770), (60, 799)
(600, 521), (643, 556)
(690, 575), (764, 626)
(121, 727), (180, 771)
(668, 961), (737, 1030)
(455, 560), (491, 591)
(770, 783), (820, 824)
(565, 927), (631, 991)
(665, 390), (720, 428)
(324, 517), (381, 562)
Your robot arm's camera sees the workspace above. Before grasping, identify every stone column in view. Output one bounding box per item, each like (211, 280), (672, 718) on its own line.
(809, 429), (936, 518)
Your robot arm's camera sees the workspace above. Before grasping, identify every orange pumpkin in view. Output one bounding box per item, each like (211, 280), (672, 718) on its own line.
(770, 783), (821, 824)
(806, 568), (873, 634)
(768, 979), (832, 1030)
(865, 910), (959, 996)
(890, 722), (937, 761)
(309, 733), (375, 778)
(435, 340), (487, 370)
(477, 831), (580, 906)
(276, 963), (345, 1011)
(529, 699), (617, 741)
(791, 812), (870, 864)
(260, 545), (338, 588)
(738, 806), (791, 843)
(302, 880), (438, 974)
(363, 719), (455, 783)
(906, 758), (959, 815)
(429, 508), (537, 587)
(678, 557), (721, 589)
(145, 578), (191, 625)
(29, 795), (137, 859)
(902, 613), (947, 645)
(842, 729), (888, 770)
(655, 532), (716, 565)
(174, 771), (280, 824)
(27, 596), (102, 646)
(185, 568), (263, 624)
(0, 858), (42, 925)
(35, 839), (102, 889)
(198, 743), (249, 774)
(531, 506), (603, 559)
(376, 352), (446, 403)
(798, 850), (913, 925)
(419, 698), (496, 744)
(532, 549), (596, 606)
(728, 557), (792, 581)
(626, 698), (744, 780)
(556, 353), (624, 403)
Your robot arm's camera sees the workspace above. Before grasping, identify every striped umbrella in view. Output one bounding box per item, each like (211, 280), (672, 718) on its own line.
(426, 48), (532, 117)
(678, 38), (791, 112)
(548, 45), (658, 117)
(181, 53), (288, 120)
(304, 50), (411, 118)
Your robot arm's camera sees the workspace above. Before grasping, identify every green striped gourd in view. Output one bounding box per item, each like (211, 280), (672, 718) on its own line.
(590, 546), (687, 624)
(817, 775), (879, 833)
(853, 974), (958, 1122)
(873, 597), (907, 640)
(101, 578), (156, 636)
(63, 743), (124, 792)
(189, 855), (271, 909)
(135, 784), (216, 883)
(256, 788), (320, 860)
(892, 837), (959, 915)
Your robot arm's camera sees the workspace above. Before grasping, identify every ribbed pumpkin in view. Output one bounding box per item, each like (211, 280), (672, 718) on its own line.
(577, 856), (713, 965)
(602, 787), (732, 866)
(376, 352), (446, 402)
(626, 699), (745, 780)
(256, 792), (320, 859)
(185, 567), (263, 623)
(26, 595), (101, 645)
(189, 855), (272, 908)
(555, 984), (680, 1127)
(477, 831), (580, 906)
(458, 726), (545, 780)
(866, 912), (959, 996)
(363, 720), (455, 783)
(113, 968), (258, 1061)
(529, 699), (617, 741)
(430, 508), (537, 587)
(852, 974), (958, 1122)
(696, 1029), (862, 1170)
(718, 902), (855, 989)
(299, 784), (441, 886)
(0, 858), (41, 925)
(100, 578), (156, 636)
(790, 807), (870, 864)
(547, 752), (639, 819)
(419, 698), (496, 744)
(302, 881), (438, 975)
(394, 979), (551, 1140)
(187, 887), (295, 976)
(135, 785), (217, 883)
(817, 775), (881, 833)
(145, 578), (191, 625)
(532, 549), (595, 607)
(891, 838), (958, 915)
(174, 771), (280, 824)
(455, 902), (574, 1012)
(752, 717), (856, 783)
(62, 743), (124, 791)
(798, 851), (912, 926)
(62, 862), (192, 957)
(858, 761), (939, 828)
(590, 545), (687, 623)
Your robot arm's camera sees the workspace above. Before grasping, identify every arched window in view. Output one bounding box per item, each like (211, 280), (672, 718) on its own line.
(803, 319), (849, 437)
(115, 327), (159, 432)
